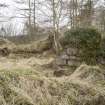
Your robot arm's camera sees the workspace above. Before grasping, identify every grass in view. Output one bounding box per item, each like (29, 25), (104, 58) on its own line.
(0, 64), (105, 105)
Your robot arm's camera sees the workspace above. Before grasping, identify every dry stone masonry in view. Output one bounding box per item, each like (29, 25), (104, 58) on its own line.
(55, 47), (82, 70)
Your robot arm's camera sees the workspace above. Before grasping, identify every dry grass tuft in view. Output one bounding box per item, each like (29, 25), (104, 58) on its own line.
(0, 64), (105, 105)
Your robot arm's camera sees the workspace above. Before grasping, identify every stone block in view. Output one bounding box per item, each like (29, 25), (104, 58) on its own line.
(66, 48), (78, 56)
(68, 60), (81, 66)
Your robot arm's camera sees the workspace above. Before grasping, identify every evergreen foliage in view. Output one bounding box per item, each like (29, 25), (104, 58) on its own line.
(63, 28), (102, 64)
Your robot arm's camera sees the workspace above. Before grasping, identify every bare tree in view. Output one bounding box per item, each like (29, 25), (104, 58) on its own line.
(33, 0), (36, 30)
(68, 0), (79, 28)
(43, 0), (64, 53)
(14, 0), (37, 35)
(77, 0), (94, 27)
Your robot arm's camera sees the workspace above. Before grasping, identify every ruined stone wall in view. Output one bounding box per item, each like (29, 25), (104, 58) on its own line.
(55, 47), (82, 70)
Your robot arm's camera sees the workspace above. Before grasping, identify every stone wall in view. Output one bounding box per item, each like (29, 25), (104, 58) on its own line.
(55, 47), (82, 70)
(54, 46), (105, 77)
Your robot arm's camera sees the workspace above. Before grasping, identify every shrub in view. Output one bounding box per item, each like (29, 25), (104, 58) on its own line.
(97, 37), (105, 62)
(62, 28), (102, 64)
(63, 28), (101, 48)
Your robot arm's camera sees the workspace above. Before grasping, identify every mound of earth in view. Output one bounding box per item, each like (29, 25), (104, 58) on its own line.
(0, 63), (105, 105)
(70, 64), (105, 83)
(12, 35), (52, 55)
(0, 38), (15, 56)
(0, 38), (15, 49)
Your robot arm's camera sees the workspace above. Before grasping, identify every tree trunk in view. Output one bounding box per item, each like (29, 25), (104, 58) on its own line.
(33, 0), (36, 30)
(28, 0), (32, 35)
(52, 0), (62, 54)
